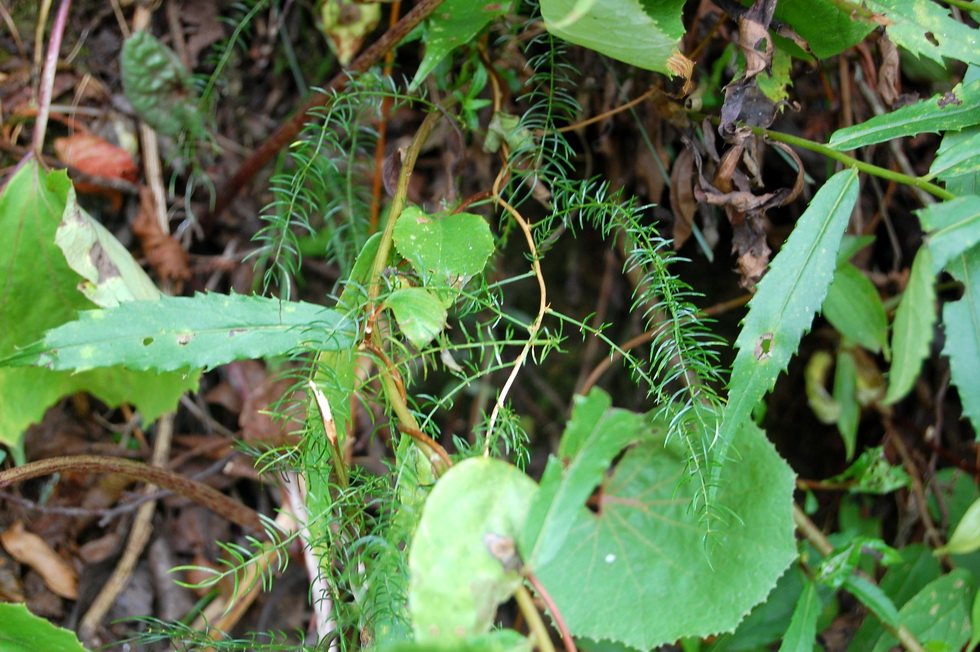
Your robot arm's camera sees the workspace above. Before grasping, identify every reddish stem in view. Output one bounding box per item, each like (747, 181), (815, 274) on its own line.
(0, 455), (264, 531)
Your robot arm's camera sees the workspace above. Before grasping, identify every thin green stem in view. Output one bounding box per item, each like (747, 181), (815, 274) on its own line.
(944, 0), (980, 11)
(514, 584), (557, 652)
(748, 125), (956, 201)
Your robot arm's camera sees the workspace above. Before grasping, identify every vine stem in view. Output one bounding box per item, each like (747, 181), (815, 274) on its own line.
(0, 455), (264, 531)
(206, 0), (447, 227)
(792, 504), (927, 652)
(747, 125), (955, 201)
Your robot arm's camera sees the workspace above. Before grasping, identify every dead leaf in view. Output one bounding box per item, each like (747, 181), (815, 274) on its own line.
(877, 35), (900, 107)
(54, 132), (138, 212)
(737, 0), (777, 80)
(669, 147), (697, 249)
(317, 0), (381, 65)
(0, 522), (78, 599)
(132, 187), (192, 282)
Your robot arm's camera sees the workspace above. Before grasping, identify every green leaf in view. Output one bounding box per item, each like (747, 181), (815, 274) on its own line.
(970, 586), (980, 652)
(778, 579), (820, 652)
(817, 537), (902, 589)
(386, 287), (449, 349)
(541, 0), (687, 75)
(845, 575), (901, 629)
(522, 388), (654, 569)
(833, 350), (860, 461)
(862, 0), (980, 67)
(374, 631), (531, 652)
(0, 162), (196, 460)
(717, 169), (859, 495)
(884, 248), (937, 404)
(1, 292), (353, 372)
(823, 446), (912, 494)
(828, 80), (980, 151)
(532, 419), (797, 650)
(937, 496), (980, 556)
(121, 31), (207, 139)
(823, 262), (888, 354)
(771, 0), (875, 59)
(871, 570), (975, 652)
(56, 186), (161, 306)
(393, 207), (495, 287)
(942, 245), (980, 439)
(916, 196), (980, 273)
(409, 1), (512, 91)
(409, 457), (537, 641)
(929, 130), (980, 182)
(0, 602), (88, 651)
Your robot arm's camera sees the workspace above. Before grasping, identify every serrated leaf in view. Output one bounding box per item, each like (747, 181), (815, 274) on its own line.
(393, 207), (494, 285)
(522, 389), (654, 569)
(410, 457), (537, 642)
(1, 293), (354, 372)
(541, 0), (686, 75)
(0, 162), (196, 460)
(121, 31), (207, 139)
(884, 248), (937, 404)
(929, 130), (980, 182)
(863, 0), (980, 67)
(716, 169), (859, 495)
(829, 80), (980, 151)
(942, 245), (980, 438)
(823, 262), (888, 353)
(917, 195), (980, 273)
(409, 0), (512, 90)
(532, 419), (796, 650)
(56, 186), (161, 306)
(386, 287), (448, 348)
(871, 570), (974, 652)
(0, 602), (87, 652)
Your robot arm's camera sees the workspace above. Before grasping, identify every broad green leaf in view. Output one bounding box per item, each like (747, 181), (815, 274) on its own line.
(121, 31), (207, 140)
(863, 0), (980, 67)
(771, 0), (875, 59)
(0, 162), (196, 460)
(832, 350), (859, 460)
(541, 0), (687, 75)
(409, 0), (512, 90)
(532, 419), (796, 650)
(393, 207), (494, 287)
(817, 537), (902, 589)
(943, 246), (980, 440)
(0, 292), (353, 372)
(917, 196), (980, 272)
(884, 248), (937, 404)
(522, 389), (654, 569)
(716, 169), (858, 497)
(778, 579), (820, 652)
(823, 262), (888, 353)
(374, 631), (530, 652)
(386, 287), (449, 349)
(0, 602), (87, 652)
(828, 80), (980, 151)
(971, 587), (980, 652)
(410, 457), (537, 642)
(56, 186), (161, 306)
(871, 570), (975, 652)
(936, 497), (980, 556)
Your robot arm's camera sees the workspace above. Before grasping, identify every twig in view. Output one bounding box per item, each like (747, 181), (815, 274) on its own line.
(206, 0), (447, 227)
(525, 570), (577, 652)
(0, 455), (263, 531)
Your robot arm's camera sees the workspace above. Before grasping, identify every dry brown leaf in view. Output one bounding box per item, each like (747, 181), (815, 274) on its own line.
(877, 34), (901, 107)
(737, 0), (777, 80)
(132, 186), (191, 282)
(670, 147), (697, 249)
(0, 522), (78, 599)
(54, 132), (138, 211)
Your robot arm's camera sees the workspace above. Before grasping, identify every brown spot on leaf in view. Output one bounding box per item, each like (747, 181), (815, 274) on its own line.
(938, 91), (962, 109)
(176, 334), (194, 346)
(754, 333), (774, 360)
